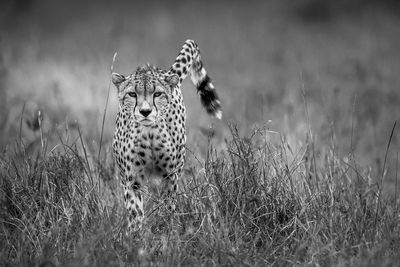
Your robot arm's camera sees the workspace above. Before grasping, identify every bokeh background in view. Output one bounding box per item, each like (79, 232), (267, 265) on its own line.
(1, 0), (400, 187)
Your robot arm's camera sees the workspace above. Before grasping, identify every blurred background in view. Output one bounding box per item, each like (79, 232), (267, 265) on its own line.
(1, 0), (399, 177)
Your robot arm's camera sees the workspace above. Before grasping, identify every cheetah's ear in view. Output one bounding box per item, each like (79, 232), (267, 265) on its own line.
(165, 74), (179, 89)
(112, 73), (126, 88)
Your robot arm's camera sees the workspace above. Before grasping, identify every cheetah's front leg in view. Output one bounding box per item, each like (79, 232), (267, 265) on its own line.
(124, 172), (145, 231)
(159, 168), (181, 213)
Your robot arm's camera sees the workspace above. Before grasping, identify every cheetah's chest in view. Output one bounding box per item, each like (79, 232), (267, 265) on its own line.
(113, 120), (184, 174)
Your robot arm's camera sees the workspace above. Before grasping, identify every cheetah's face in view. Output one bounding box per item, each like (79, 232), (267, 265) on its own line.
(112, 68), (178, 126)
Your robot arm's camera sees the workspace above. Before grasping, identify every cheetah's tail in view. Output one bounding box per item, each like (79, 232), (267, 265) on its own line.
(170, 39), (222, 119)
(188, 42), (222, 119)
(193, 69), (222, 120)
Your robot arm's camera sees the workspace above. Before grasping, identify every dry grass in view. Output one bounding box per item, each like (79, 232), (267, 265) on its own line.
(0, 118), (399, 266)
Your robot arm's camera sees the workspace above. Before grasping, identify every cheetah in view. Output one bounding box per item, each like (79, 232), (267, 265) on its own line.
(112, 40), (222, 230)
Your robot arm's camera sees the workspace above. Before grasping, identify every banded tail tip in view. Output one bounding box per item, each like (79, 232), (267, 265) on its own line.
(199, 88), (222, 120)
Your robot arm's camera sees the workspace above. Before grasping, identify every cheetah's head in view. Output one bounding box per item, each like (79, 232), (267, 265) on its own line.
(112, 65), (179, 126)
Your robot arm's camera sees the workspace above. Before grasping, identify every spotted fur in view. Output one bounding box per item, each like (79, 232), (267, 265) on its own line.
(112, 40), (222, 230)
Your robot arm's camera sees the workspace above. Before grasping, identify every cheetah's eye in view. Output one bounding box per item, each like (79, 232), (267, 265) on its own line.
(128, 92), (137, 98)
(154, 92), (162, 97)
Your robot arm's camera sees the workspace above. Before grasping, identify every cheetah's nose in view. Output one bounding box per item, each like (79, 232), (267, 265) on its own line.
(139, 108), (152, 117)
(139, 101), (152, 117)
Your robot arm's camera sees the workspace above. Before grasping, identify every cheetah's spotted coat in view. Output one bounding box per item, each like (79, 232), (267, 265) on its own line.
(112, 40), (222, 229)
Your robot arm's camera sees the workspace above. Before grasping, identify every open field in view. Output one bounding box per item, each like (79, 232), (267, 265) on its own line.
(1, 0), (400, 265)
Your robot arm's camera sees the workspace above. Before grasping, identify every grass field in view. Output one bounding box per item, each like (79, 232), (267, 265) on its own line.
(1, 0), (400, 266)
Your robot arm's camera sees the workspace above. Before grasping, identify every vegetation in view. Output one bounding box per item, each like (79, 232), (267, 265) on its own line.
(0, 119), (399, 266)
